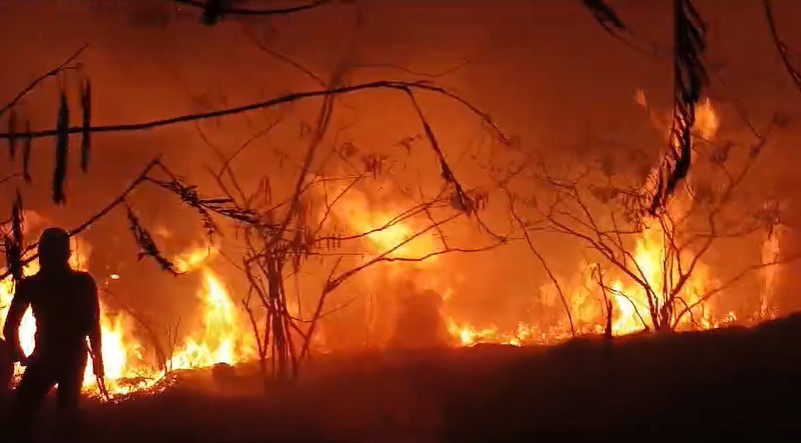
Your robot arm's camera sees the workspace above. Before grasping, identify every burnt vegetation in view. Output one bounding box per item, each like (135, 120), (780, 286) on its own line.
(2, 0), (801, 440)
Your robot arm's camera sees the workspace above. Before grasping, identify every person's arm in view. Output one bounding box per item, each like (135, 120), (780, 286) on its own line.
(2, 280), (30, 363)
(85, 275), (104, 377)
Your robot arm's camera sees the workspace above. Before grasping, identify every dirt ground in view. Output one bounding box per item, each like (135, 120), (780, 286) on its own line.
(5, 314), (801, 442)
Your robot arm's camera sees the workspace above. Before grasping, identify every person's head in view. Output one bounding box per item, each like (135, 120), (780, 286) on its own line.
(38, 227), (71, 269)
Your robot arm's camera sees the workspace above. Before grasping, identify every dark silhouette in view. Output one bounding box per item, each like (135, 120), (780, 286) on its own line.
(2, 227), (104, 442)
(0, 338), (12, 391)
(0, 337), (13, 420)
(390, 273), (450, 349)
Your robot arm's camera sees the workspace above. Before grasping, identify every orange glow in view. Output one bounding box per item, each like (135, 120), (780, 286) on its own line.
(0, 239), (253, 399)
(0, 95), (778, 396)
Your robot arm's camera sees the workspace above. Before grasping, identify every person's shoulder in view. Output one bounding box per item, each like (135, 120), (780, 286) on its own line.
(71, 270), (98, 287)
(18, 272), (41, 287)
(13, 274), (40, 299)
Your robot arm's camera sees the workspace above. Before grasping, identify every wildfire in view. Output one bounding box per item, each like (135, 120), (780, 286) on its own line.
(0, 91), (781, 399)
(329, 92), (747, 348)
(168, 268), (254, 370)
(0, 239), (253, 399)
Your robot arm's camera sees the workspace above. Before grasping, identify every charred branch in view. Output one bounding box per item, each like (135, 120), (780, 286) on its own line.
(0, 81), (507, 146)
(0, 80), (507, 214)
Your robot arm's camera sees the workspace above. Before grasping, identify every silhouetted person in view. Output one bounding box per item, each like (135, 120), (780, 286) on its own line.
(2, 227), (104, 442)
(390, 272), (450, 349)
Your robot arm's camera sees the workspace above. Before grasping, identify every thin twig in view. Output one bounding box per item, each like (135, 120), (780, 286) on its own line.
(0, 44), (88, 118)
(763, 0), (801, 95)
(0, 81), (507, 144)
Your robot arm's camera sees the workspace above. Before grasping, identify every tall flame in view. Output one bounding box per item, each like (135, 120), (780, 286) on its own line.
(169, 268), (254, 370)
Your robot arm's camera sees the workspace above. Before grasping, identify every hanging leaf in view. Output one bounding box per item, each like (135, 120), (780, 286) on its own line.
(12, 190), (24, 251)
(648, 0), (708, 214)
(8, 108), (17, 159)
(80, 78), (92, 173)
(125, 204), (181, 275)
(53, 90), (70, 204)
(202, 0), (224, 26)
(582, 0), (627, 32)
(4, 190), (25, 284)
(23, 121), (32, 184)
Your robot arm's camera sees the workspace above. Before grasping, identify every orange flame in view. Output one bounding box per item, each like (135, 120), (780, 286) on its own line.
(0, 239), (254, 398)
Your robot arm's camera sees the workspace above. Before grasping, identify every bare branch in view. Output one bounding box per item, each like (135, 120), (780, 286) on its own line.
(0, 81), (507, 145)
(506, 188), (575, 337)
(0, 43), (88, 118)
(764, 0), (801, 96)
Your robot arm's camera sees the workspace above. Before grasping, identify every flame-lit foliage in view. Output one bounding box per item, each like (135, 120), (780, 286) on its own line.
(148, 173), (259, 241)
(517, 94), (793, 334)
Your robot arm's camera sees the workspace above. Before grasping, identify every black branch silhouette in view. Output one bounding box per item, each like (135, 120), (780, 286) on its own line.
(648, 0), (708, 215)
(580, 0), (661, 58)
(0, 158), (254, 281)
(582, 0), (627, 34)
(0, 78), (507, 212)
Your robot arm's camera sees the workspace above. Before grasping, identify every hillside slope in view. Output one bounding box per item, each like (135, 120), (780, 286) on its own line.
(7, 314), (801, 441)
